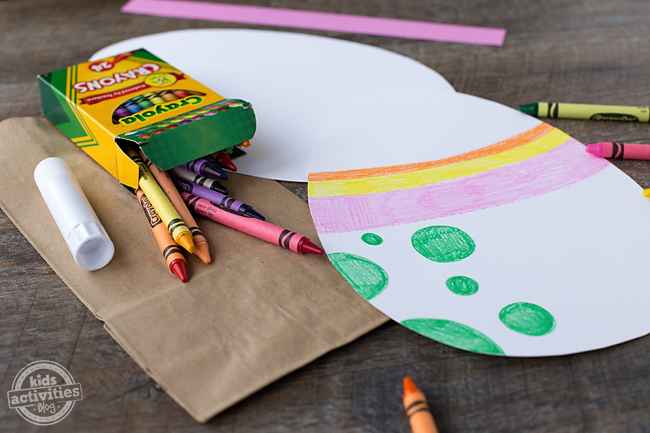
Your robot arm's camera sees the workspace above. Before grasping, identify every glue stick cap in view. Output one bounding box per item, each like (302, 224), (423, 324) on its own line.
(34, 157), (115, 271)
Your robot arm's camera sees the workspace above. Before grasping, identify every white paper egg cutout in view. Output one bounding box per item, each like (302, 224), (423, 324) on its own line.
(308, 88), (650, 357)
(92, 29), (454, 181)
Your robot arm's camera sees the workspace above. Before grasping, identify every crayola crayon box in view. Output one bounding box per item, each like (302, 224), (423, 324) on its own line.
(38, 49), (256, 189)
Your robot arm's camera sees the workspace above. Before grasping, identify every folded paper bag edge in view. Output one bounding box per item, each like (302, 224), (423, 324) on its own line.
(105, 312), (389, 423)
(0, 116), (389, 424)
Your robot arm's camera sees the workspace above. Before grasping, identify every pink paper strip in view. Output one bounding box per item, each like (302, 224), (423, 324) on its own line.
(121, 0), (507, 46)
(309, 140), (608, 234)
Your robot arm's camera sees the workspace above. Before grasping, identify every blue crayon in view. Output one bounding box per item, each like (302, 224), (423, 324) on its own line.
(124, 100), (143, 114)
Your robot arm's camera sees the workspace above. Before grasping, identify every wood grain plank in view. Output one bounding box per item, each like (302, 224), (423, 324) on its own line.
(3, 0), (650, 431)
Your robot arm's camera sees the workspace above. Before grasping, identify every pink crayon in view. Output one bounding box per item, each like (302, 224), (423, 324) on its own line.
(586, 142), (650, 160)
(182, 193), (324, 255)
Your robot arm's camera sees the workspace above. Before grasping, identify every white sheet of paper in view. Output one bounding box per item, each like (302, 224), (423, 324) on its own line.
(91, 29), (454, 181)
(309, 90), (540, 173)
(308, 88), (650, 357)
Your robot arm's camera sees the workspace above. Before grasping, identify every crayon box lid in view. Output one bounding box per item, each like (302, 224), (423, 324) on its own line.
(38, 49), (256, 189)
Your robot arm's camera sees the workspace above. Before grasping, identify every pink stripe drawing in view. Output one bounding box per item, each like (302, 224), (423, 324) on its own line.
(310, 139), (608, 234)
(121, 0), (507, 46)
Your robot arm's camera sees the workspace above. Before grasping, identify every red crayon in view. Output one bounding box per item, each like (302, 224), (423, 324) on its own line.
(586, 142), (650, 160)
(182, 193), (324, 255)
(172, 89), (190, 99)
(210, 151), (238, 172)
(136, 189), (188, 283)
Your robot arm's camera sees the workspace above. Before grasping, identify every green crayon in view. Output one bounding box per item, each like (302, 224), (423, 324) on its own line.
(518, 102), (650, 122)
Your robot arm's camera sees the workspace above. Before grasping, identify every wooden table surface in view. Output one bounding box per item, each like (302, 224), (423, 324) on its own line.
(2, 0), (650, 431)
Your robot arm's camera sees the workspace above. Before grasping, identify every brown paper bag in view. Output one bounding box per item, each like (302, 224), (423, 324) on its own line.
(0, 117), (388, 423)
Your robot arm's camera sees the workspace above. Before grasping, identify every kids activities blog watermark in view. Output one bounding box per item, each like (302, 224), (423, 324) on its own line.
(7, 360), (83, 426)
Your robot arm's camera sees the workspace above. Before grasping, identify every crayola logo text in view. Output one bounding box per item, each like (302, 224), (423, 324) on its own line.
(141, 195), (162, 227)
(119, 96), (203, 125)
(590, 113), (639, 122)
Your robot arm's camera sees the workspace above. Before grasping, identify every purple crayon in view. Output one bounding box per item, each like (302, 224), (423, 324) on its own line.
(202, 155), (229, 179)
(180, 157), (228, 180)
(115, 106), (132, 118)
(171, 176), (265, 220)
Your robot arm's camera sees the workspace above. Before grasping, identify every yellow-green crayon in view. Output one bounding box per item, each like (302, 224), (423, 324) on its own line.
(126, 148), (195, 254)
(518, 102), (650, 122)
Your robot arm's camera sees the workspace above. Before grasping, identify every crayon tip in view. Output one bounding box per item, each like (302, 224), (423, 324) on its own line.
(214, 152), (238, 172)
(300, 239), (324, 255)
(238, 140), (250, 148)
(194, 242), (211, 264)
(403, 377), (420, 397)
(206, 157), (226, 174)
(518, 103), (538, 117)
(244, 208), (266, 220)
(169, 259), (188, 283)
(585, 143), (603, 157)
(205, 164), (228, 180)
(177, 232), (196, 254)
(643, 189), (650, 198)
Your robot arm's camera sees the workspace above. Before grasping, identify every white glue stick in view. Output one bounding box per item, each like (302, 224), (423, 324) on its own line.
(34, 157), (114, 271)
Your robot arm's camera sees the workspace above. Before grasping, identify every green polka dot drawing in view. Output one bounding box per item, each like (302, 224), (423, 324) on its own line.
(328, 252), (388, 301)
(361, 233), (383, 246)
(402, 318), (504, 355)
(499, 302), (556, 336)
(412, 226), (476, 262)
(446, 276), (479, 296)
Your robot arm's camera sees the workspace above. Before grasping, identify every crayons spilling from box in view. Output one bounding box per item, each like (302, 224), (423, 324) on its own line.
(39, 50), (322, 280)
(39, 49), (255, 188)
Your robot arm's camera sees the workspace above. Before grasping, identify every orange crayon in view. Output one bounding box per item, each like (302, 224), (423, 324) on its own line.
(403, 377), (439, 433)
(237, 140), (250, 148)
(140, 151), (211, 264)
(136, 189), (188, 283)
